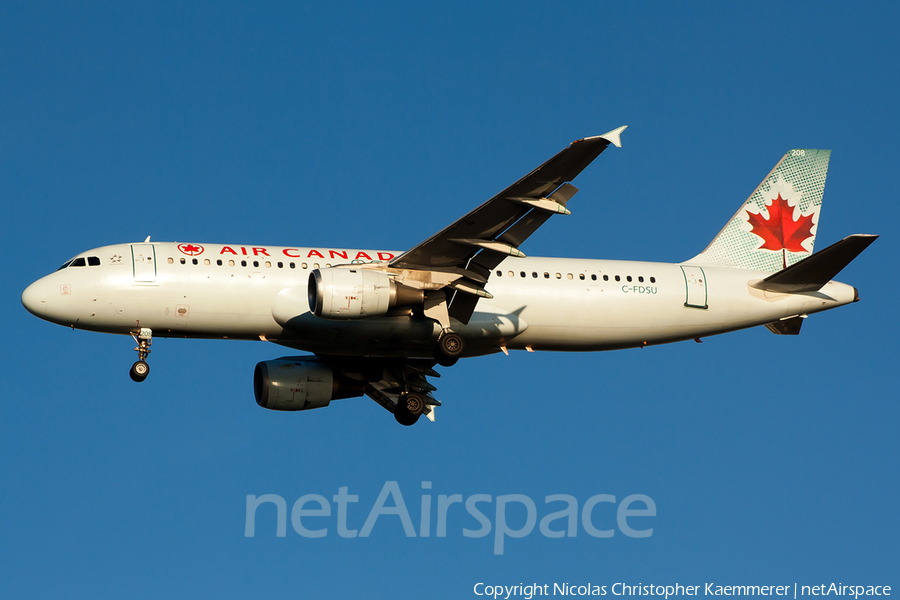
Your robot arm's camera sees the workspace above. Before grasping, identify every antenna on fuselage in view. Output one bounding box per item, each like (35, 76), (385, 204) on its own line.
(144, 236), (151, 242)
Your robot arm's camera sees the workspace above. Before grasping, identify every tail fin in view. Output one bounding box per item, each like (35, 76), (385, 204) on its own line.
(688, 149), (831, 272)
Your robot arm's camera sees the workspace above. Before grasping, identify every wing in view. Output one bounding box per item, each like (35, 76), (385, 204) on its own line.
(390, 126), (626, 323)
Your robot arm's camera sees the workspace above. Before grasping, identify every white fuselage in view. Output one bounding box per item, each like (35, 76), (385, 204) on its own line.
(22, 242), (858, 358)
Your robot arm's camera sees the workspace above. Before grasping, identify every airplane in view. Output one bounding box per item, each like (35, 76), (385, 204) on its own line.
(22, 127), (877, 426)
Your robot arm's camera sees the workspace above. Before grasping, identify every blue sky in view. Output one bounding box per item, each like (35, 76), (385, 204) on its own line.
(2, 2), (897, 598)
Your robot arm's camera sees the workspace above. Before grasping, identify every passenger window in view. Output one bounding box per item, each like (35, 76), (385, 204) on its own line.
(603, 275), (608, 281)
(313, 263), (320, 269)
(555, 273), (561, 279)
(544, 272), (549, 279)
(204, 259), (210, 266)
(591, 274), (597, 281)
(626, 275), (632, 282)
(520, 271), (526, 278)
(532, 272), (538, 278)
(567, 273), (573, 280)
(252, 260), (259, 267)
(217, 259), (223, 266)
(650, 277), (656, 283)
(167, 257), (174, 264)
(302, 263), (308, 269)
(278, 262), (284, 268)
(615, 275), (620, 282)
(241, 260), (247, 267)
(496, 270), (502, 277)
(638, 276), (644, 282)
(265, 261), (271, 268)
(579, 274), (585, 280)
(88, 256), (100, 266)
(193, 258), (198, 265)
(326, 263), (332, 268)
(228, 260), (235, 266)
(290, 263), (296, 269)
(180, 258), (186, 265)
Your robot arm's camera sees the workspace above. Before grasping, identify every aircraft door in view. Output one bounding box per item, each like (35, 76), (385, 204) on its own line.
(680, 265), (707, 309)
(131, 244), (157, 283)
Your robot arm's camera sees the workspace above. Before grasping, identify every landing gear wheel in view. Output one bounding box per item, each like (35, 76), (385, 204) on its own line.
(439, 332), (464, 357)
(130, 360), (150, 382)
(394, 393), (425, 426)
(394, 409), (420, 426)
(402, 393), (426, 417)
(435, 331), (463, 367)
(434, 350), (458, 368)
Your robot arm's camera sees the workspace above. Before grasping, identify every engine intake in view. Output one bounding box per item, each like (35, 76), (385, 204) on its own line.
(254, 358), (366, 411)
(308, 268), (424, 319)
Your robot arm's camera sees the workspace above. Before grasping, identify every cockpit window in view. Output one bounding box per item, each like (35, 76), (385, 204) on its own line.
(70, 257), (86, 267)
(88, 256), (100, 266)
(56, 259), (75, 271)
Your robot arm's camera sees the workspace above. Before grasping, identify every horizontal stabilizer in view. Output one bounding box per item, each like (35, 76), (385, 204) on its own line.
(753, 234), (878, 293)
(765, 316), (804, 335)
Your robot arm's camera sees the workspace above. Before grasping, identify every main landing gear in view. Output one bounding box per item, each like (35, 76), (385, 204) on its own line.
(434, 330), (463, 367)
(394, 392), (427, 426)
(129, 328), (152, 382)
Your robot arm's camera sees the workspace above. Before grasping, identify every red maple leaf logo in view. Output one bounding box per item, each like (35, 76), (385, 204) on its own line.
(178, 243), (204, 256)
(746, 193), (815, 253)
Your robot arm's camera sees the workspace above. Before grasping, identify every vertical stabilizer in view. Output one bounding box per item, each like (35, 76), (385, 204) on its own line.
(688, 149), (831, 272)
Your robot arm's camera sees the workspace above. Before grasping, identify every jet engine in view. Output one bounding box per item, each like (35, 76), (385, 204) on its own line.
(254, 358), (366, 411)
(308, 268), (424, 319)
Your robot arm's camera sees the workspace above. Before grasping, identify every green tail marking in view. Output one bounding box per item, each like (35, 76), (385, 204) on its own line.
(688, 149), (831, 272)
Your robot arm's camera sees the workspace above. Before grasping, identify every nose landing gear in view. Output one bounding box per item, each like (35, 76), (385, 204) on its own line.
(129, 328), (152, 382)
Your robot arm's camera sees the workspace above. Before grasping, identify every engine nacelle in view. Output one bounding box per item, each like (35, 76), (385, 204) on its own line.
(308, 268), (424, 319)
(253, 358), (366, 411)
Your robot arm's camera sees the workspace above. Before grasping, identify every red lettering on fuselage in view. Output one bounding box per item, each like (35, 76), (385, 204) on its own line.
(222, 246), (391, 261)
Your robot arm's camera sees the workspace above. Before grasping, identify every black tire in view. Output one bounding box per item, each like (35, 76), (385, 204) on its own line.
(394, 405), (420, 426)
(433, 348), (458, 367)
(130, 360), (150, 382)
(438, 332), (464, 357)
(403, 393), (426, 417)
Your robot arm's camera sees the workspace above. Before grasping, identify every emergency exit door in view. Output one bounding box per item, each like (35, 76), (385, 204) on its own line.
(680, 265), (708, 309)
(131, 244), (157, 283)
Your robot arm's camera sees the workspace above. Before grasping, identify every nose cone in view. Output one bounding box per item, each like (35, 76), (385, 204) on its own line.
(22, 279), (49, 317)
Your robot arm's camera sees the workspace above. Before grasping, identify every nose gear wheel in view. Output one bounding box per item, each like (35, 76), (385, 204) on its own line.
(130, 360), (150, 382)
